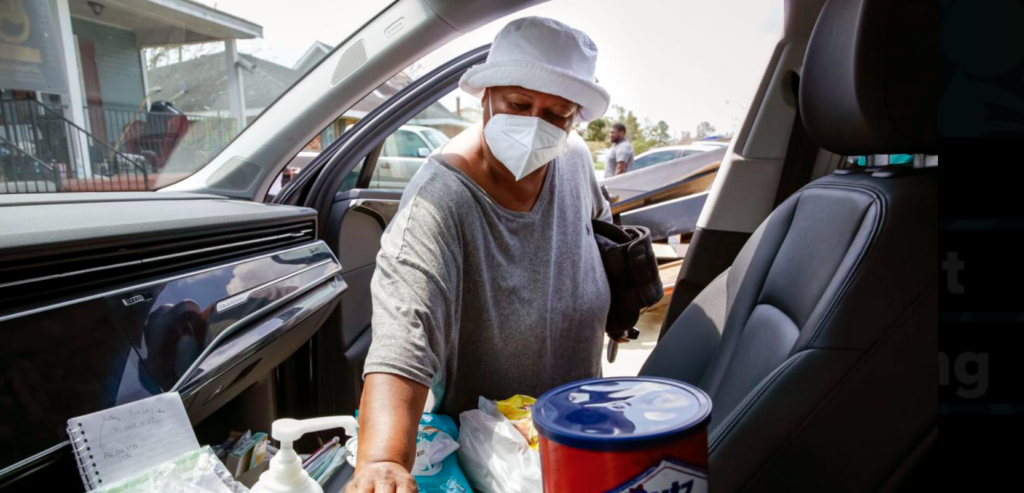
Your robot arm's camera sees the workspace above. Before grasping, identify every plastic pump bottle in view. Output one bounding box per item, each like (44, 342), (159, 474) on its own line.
(251, 416), (358, 493)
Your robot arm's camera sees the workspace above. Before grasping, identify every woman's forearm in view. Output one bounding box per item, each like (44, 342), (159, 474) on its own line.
(355, 373), (429, 471)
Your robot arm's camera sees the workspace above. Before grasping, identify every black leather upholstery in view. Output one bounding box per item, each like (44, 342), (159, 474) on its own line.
(642, 170), (937, 491)
(641, 0), (937, 490)
(800, 0), (939, 155)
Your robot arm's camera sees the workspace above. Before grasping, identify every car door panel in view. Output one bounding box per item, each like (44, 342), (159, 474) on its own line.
(314, 192), (402, 415)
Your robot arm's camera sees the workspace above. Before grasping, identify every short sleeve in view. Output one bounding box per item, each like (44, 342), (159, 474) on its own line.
(615, 143), (634, 163)
(362, 171), (461, 390)
(363, 251), (450, 388)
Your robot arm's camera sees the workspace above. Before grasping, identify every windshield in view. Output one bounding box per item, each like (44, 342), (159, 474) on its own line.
(0, 0), (387, 193)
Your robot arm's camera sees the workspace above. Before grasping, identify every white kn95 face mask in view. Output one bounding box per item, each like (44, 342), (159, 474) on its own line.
(483, 94), (569, 181)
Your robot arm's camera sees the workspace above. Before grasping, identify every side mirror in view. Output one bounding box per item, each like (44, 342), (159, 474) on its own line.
(417, 147), (431, 158)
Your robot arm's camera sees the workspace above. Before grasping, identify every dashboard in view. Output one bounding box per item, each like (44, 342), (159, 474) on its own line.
(0, 192), (346, 490)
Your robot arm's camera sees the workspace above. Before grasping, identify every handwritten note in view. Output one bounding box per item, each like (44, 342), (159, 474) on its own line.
(68, 392), (199, 489)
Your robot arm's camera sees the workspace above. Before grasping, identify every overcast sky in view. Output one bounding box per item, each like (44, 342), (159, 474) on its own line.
(195, 0), (783, 137)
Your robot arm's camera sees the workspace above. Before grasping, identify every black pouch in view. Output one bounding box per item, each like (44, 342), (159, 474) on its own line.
(592, 220), (664, 340)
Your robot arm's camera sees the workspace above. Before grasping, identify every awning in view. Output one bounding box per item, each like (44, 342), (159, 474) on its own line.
(68, 0), (262, 46)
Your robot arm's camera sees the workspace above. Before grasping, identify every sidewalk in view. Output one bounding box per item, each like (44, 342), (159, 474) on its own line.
(601, 304), (667, 377)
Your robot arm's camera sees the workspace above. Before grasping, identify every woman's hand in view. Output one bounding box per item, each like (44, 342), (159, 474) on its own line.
(346, 373), (429, 493)
(345, 461), (417, 493)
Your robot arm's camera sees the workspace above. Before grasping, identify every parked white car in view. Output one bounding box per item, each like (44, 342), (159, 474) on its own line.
(370, 125), (451, 188)
(629, 144), (724, 172)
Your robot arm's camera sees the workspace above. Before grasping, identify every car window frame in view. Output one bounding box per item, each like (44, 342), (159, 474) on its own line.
(288, 45), (490, 227)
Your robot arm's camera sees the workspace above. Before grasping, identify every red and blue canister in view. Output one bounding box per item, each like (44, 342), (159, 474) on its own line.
(533, 376), (712, 493)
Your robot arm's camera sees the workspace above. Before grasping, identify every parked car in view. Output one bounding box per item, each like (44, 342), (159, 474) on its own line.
(370, 124), (450, 188)
(0, 0), (937, 491)
(267, 125), (449, 197)
(630, 144), (721, 172)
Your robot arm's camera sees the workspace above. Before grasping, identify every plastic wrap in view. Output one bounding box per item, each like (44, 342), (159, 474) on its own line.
(93, 446), (248, 493)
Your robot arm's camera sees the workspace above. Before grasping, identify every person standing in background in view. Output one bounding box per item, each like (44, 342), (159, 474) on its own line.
(604, 122), (634, 178)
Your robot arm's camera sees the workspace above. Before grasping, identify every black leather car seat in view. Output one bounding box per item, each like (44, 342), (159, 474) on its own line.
(640, 0), (937, 491)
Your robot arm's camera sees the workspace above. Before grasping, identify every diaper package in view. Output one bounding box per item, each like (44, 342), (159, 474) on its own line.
(412, 414), (474, 493)
(350, 411), (473, 493)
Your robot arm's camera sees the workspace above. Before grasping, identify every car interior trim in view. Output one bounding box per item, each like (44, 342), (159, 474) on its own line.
(0, 229), (313, 291)
(171, 263), (345, 391)
(0, 241), (333, 324)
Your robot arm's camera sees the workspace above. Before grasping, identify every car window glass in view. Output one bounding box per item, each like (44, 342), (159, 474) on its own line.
(395, 130), (429, 158)
(362, 87), (481, 190)
(0, 0), (390, 194)
(423, 129), (450, 148)
(339, 160), (365, 193)
(382, 134), (399, 157)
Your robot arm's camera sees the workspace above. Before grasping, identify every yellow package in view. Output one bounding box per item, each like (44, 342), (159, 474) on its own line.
(497, 395), (539, 450)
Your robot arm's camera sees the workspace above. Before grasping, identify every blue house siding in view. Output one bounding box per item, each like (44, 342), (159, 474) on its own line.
(71, 18), (145, 111)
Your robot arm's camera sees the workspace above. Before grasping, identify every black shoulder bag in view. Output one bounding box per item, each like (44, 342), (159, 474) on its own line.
(592, 219), (664, 361)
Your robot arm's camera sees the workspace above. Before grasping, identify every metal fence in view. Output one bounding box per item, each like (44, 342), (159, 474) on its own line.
(85, 107), (237, 170)
(0, 100), (149, 193)
(0, 134), (62, 193)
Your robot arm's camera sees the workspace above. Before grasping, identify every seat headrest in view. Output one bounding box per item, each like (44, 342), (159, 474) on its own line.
(800, 0), (938, 155)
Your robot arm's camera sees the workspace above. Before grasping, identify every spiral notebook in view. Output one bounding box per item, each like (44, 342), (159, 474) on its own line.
(66, 392), (200, 491)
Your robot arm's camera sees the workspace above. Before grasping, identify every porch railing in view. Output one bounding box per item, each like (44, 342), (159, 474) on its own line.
(0, 134), (61, 193)
(0, 99), (149, 193)
(84, 106), (238, 169)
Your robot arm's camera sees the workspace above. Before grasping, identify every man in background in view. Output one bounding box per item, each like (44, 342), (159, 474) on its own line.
(604, 122), (634, 178)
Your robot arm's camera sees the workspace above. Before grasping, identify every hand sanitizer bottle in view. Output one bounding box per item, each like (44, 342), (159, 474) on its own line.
(251, 416), (358, 493)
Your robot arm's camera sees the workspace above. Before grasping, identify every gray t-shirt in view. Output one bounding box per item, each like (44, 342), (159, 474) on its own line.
(604, 140), (635, 179)
(363, 133), (612, 417)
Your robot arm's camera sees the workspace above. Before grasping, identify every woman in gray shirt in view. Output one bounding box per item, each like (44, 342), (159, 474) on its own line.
(349, 17), (614, 492)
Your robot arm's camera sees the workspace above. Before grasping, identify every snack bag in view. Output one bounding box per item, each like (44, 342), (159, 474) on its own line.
(497, 395), (539, 450)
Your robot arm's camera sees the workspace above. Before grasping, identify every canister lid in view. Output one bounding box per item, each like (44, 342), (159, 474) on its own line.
(533, 377), (712, 451)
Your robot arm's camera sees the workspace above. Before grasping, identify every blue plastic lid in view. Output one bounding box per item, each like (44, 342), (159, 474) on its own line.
(533, 377), (712, 451)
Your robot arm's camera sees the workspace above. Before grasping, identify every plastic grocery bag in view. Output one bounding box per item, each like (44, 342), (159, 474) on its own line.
(458, 397), (542, 493)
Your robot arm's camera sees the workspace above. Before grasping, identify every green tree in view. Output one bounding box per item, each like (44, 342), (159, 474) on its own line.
(612, 105), (655, 154)
(696, 121), (717, 140)
(651, 120), (672, 147)
(583, 118), (610, 142)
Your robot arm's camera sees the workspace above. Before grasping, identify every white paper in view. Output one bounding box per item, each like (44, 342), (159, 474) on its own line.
(68, 392), (200, 489)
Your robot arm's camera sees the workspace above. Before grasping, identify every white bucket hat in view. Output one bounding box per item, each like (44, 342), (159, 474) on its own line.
(459, 17), (610, 122)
